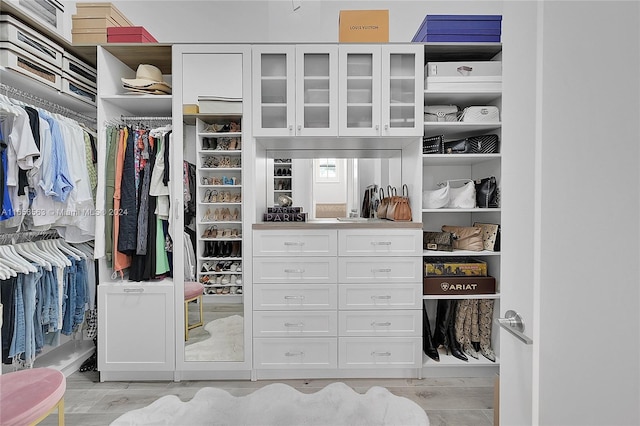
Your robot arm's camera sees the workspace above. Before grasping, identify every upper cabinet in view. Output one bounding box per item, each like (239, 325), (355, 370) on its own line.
(339, 44), (423, 137)
(252, 45), (338, 137)
(253, 44), (423, 138)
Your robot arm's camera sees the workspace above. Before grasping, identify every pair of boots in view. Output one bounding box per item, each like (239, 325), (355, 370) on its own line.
(423, 299), (495, 362)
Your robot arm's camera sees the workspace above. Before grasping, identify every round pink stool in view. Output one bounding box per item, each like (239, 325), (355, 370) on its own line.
(0, 367), (66, 426)
(184, 281), (205, 340)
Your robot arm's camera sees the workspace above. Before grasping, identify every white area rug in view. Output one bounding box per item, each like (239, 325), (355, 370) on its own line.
(185, 315), (244, 361)
(110, 382), (429, 426)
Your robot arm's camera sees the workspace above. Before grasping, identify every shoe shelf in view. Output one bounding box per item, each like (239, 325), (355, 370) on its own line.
(423, 349), (500, 367)
(195, 114), (244, 303)
(422, 153), (500, 166)
(272, 159), (292, 204)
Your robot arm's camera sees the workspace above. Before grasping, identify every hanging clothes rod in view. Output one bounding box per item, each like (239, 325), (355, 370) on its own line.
(0, 83), (97, 126)
(0, 229), (61, 245)
(119, 115), (173, 122)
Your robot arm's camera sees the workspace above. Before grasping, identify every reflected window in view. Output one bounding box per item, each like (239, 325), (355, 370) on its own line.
(315, 158), (338, 182)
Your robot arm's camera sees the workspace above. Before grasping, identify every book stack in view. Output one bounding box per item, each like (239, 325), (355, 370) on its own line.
(263, 206), (307, 222)
(412, 15), (502, 43)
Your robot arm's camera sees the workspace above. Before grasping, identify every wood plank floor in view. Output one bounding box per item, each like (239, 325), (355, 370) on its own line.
(39, 371), (495, 425)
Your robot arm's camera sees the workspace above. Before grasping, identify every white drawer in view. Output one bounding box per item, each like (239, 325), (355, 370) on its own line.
(254, 338), (337, 369)
(339, 284), (422, 310)
(254, 284), (337, 310)
(254, 257), (337, 284)
(338, 310), (421, 337)
(338, 229), (422, 256)
(338, 256), (422, 283)
(253, 229), (337, 256)
(254, 311), (337, 337)
(338, 337), (422, 368)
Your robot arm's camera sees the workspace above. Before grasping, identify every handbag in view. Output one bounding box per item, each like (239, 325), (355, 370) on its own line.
(466, 134), (500, 153)
(473, 222), (501, 251)
(441, 225), (484, 251)
(386, 184), (412, 221)
(443, 138), (471, 154)
(424, 105), (459, 122)
(423, 231), (454, 251)
(423, 182), (449, 209)
(423, 135), (444, 154)
(376, 186), (391, 219)
(459, 106), (500, 123)
(447, 179), (476, 209)
(475, 176), (499, 208)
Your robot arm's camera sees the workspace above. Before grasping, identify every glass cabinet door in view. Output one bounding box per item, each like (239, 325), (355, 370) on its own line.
(381, 45), (424, 136)
(295, 45), (338, 136)
(339, 45), (381, 137)
(253, 46), (295, 136)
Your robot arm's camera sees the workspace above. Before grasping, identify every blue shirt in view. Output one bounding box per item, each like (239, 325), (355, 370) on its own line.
(38, 111), (74, 202)
(0, 126), (15, 221)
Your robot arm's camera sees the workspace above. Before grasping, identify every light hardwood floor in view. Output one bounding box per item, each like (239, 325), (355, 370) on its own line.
(39, 370), (495, 425)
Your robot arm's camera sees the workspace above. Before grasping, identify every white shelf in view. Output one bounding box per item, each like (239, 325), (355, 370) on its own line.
(424, 122), (501, 138)
(100, 94), (172, 115)
(422, 153), (500, 166)
(423, 349), (499, 367)
(422, 250), (501, 257)
(421, 208), (501, 213)
(424, 90), (502, 105)
(198, 131), (242, 137)
(423, 293), (501, 300)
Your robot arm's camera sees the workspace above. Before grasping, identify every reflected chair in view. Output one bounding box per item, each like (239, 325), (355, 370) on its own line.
(184, 281), (205, 340)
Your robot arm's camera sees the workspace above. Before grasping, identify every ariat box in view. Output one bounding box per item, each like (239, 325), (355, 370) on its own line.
(424, 257), (487, 277)
(424, 276), (496, 295)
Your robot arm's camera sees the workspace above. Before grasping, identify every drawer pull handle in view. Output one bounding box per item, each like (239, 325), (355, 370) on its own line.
(371, 241), (391, 246)
(371, 295), (391, 300)
(371, 321), (392, 327)
(284, 322), (304, 328)
(123, 288), (144, 293)
(284, 269), (305, 274)
(284, 242), (305, 246)
(371, 351), (392, 357)
(285, 351), (304, 357)
(371, 268), (391, 273)
(284, 295), (305, 300)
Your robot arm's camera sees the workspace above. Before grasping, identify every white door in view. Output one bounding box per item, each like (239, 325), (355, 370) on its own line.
(502, 2), (640, 425)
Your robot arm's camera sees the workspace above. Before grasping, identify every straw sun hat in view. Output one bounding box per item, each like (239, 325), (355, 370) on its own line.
(121, 64), (171, 94)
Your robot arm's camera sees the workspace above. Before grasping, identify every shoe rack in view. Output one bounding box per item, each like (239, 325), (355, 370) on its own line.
(196, 117), (243, 300)
(272, 158), (292, 205)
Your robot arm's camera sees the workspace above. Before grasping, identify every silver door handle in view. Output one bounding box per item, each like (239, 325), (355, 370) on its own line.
(495, 310), (533, 345)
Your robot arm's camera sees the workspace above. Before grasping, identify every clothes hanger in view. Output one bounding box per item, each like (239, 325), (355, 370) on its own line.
(0, 255), (17, 278)
(56, 239), (86, 260)
(34, 240), (69, 267)
(26, 241), (62, 268)
(0, 245), (33, 274)
(43, 240), (73, 267)
(15, 243), (52, 272)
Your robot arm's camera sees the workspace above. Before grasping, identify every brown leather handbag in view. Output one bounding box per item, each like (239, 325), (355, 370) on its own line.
(441, 225), (484, 251)
(387, 184), (412, 221)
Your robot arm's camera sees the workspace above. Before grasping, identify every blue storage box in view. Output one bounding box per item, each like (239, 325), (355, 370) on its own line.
(412, 14), (502, 43)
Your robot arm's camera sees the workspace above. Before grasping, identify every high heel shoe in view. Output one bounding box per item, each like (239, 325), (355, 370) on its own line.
(231, 208), (239, 220)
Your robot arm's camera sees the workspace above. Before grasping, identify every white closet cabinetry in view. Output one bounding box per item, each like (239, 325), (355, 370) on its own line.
(252, 45), (339, 137)
(338, 44), (424, 137)
(422, 43), (502, 373)
(95, 45), (176, 380)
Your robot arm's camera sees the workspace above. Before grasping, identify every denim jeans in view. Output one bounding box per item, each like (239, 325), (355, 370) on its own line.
(9, 265), (42, 366)
(73, 258), (88, 330)
(61, 257), (77, 335)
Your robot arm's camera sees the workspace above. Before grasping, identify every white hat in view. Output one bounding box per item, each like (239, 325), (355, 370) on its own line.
(121, 64), (171, 93)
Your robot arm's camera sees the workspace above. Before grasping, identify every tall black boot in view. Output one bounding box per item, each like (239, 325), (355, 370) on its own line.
(433, 299), (449, 348)
(445, 300), (468, 361)
(423, 302), (439, 361)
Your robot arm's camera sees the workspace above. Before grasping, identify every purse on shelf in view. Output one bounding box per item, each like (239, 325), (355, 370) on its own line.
(376, 186), (391, 219)
(459, 106), (500, 123)
(443, 138), (471, 154)
(441, 225), (484, 251)
(447, 179), (476, 209)
(422, 182), (449, 209)
(423, 135), (444, 154)
(443, 134), (500, 154)
(475, 176), (500, 208)
(387, 184), (412, 221)
(425, 105), (459, 122)
(423, 231), (454, 251)
(473, 222), (501, 251)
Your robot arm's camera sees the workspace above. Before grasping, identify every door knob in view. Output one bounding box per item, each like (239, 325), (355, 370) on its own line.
(495, 310), (533, 345)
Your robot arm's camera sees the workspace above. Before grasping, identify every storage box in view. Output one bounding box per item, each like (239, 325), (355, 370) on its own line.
(424, 276), (496, 295)
(424, 257), (487, 277)
(0, 45), (62, 90)
(426, 61), (502, 91)
(183, 104), (199, 115)
(0, 14), (64, 68)
(72, 16), (119, 30)
(74, 2), (133, 27)
(63, 51), (97, 89)
(198, 96), (242, 114)
(107, 26), (157, 43)
(71, 29), (107, 44)
(339, 10), (389, 43)
(413, 14), (502, 43)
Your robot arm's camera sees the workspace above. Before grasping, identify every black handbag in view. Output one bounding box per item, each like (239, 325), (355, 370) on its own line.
(423, 135), (444, 154)
(443, 138), (472, 154)
(423, 231), (454, 251)
(475, 176), (499, 208)
(467, 134), (500, 153)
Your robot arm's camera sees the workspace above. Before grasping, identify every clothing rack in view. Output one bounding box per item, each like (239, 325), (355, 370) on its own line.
(119, 115), (173, 124)
(0, 229), (60, 245)
(0, 83), (97, 127)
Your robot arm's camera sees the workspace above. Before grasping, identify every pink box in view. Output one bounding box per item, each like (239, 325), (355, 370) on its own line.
(107, 26), (157, 43)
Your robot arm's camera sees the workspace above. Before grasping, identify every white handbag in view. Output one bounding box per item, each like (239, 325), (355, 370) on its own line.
(459, 106), (500, 123)
(447, 179), (476, 209)
(422, 182), (449, 209)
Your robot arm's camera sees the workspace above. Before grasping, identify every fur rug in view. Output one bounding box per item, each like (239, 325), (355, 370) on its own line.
(184, 315), (244, 361)
(110, 381), (429, 425)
